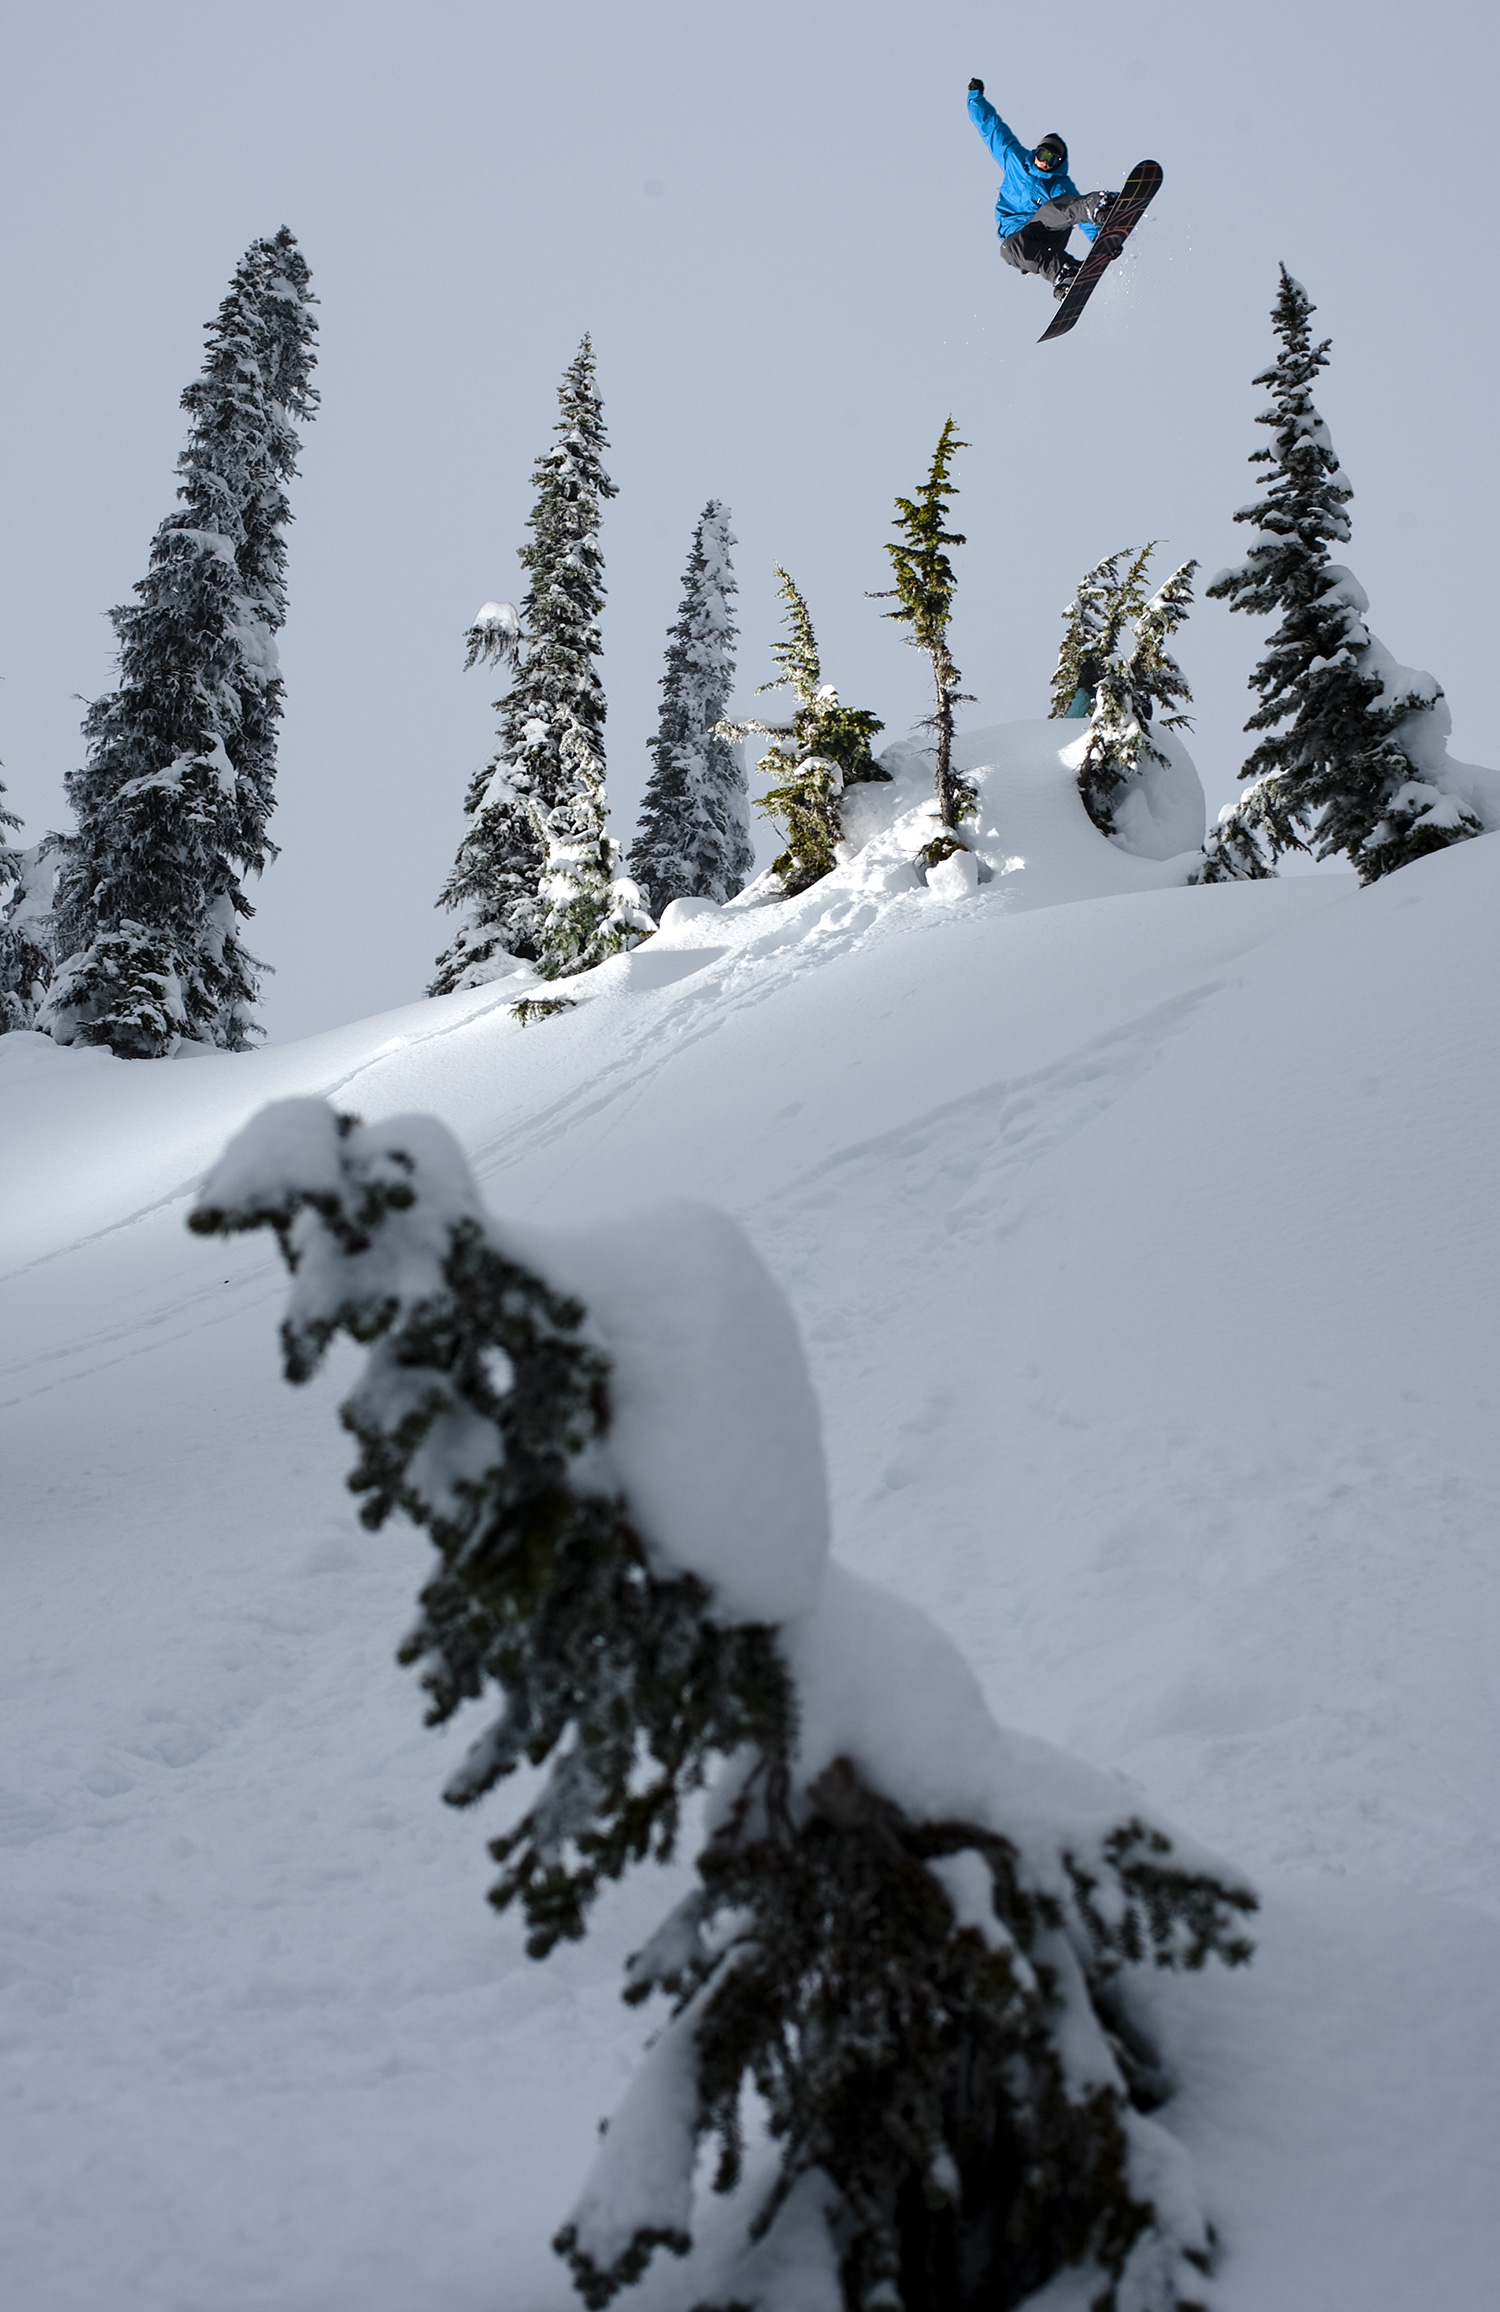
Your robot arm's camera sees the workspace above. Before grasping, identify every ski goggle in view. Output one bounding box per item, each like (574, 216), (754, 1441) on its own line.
(1033, 146), (1064, 171)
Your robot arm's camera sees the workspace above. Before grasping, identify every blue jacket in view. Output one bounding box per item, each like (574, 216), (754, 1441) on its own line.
(968, 89), (1098, 243)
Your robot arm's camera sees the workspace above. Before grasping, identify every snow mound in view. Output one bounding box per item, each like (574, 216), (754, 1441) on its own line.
(785, 1561), (1241, 1895)
(1357, 631), (1500, 832)
(542, 1200), (830, 1624)
(839, 719), (1205, 906)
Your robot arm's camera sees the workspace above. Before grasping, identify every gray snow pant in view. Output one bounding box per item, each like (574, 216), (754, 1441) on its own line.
(1000, 191), (1107, 283)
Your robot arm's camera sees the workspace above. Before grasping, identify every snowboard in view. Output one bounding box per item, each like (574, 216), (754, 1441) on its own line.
(1038, 160), (1162, 343)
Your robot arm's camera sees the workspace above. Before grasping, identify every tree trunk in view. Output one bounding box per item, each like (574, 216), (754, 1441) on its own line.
(889, 2034), (1053, 2312)
(932, 663), (957, 829)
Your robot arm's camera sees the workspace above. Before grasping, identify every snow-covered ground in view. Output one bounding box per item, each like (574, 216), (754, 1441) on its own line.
(4, 727), (1499, 2309)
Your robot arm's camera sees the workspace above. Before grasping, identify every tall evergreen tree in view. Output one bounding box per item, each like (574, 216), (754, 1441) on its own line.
(722, 571), (886, 896)
(628, 503), (753, 915)
(0, 780), (55, 1033)
(432, 338), (647, 991)
(878, 418), (974, 845)
(1209, 268), (1479, 882)
(1052, 547), (1198, 837)
(46, 230), (317, 1057)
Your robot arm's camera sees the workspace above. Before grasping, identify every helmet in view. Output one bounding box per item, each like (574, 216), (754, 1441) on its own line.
(1032, 135), (1067, 173)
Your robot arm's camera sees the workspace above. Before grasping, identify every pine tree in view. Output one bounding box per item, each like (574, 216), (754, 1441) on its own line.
(1072, 551), (1199, 838)
(628, 503), (754, 915)
(878, 418), (974, 848)
(722, 571), (886, 896)
(209, 232), (321, 887)
(1051, 547), (1191, 728)
(534, 776), (655, 981)
(1209, 268), (1479, 882)
(46, 230), (317, 1056)
(1189, 789), (1283, 884)
(194, 1097), (1258, 2312)
(431, 338), (647, 991)
(0, 780), (55, 1033)
(427, 603), (534, 991)
(1050, 549), (1135, 723)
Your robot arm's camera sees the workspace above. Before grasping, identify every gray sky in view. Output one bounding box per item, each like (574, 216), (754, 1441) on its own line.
(2, 0), (1493, 1041)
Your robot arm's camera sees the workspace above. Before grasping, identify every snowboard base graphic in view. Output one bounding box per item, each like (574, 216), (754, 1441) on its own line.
(1039, 160), (1163, 343)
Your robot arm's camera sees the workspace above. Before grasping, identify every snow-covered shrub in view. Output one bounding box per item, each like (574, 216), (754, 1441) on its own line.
(191, 1101), (1256, 2312)
(722, 571), (887, 896)
(510, 993), (577, 1026)
(629, 502), (754, 916)
(534, 796), (655, 983)
(1189, 791), (1282, 884)
(44, 921), (187, 1058)
(1052, 548), (1199, 842)
(1208, 268), (1481, 885)
(432, 339), (648, 990)
(191, 1102), (791, 1951)
(47, 229), (317, 1056)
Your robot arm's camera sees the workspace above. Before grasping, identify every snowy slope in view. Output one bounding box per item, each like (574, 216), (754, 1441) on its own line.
(3, 730), (1499, 2310)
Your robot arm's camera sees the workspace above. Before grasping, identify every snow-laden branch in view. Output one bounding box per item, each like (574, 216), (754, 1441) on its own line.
(463, 600), (522, 674)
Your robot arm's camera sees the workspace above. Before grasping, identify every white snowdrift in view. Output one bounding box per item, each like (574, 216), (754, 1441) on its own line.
(837, 717), (1206, 903)
(538, 1200), (830, 1625)
(1359, 629), (1500, 834)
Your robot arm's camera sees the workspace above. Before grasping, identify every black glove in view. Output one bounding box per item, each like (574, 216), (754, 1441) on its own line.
(969, 77), (984, 93)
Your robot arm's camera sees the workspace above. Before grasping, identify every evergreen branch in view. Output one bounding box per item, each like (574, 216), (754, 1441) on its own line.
(463, 601), (523, 674)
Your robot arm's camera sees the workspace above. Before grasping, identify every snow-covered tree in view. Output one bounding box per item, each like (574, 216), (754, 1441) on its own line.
(427, 604), (534, 992)
(1080, 557), (1198, 837)
(0, 780), (55, 1033)
(1050, 549), (1135, 723)
(722, 571), (886, 896)
(46, 229), (317, 1057)
(1189, 791), (1282, 884)
(534, 777), (655, 982)
(628, 503), (753, 915)
(432, 339), (647, 991)
(1053, 547), (1198, 838)
(1209, 268), (1479, 883)
(194, 1096), (1258, 2312)
(879, 418), (974, 846)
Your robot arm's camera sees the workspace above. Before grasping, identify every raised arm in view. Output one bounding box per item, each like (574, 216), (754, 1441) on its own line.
(967, 82), (1025, 167)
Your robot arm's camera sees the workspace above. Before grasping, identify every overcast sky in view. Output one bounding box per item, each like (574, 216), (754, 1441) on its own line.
(2, 0), (1493, 1042)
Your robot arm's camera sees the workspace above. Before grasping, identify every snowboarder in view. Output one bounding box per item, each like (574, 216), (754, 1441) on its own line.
(967, 79), (1116, 298)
